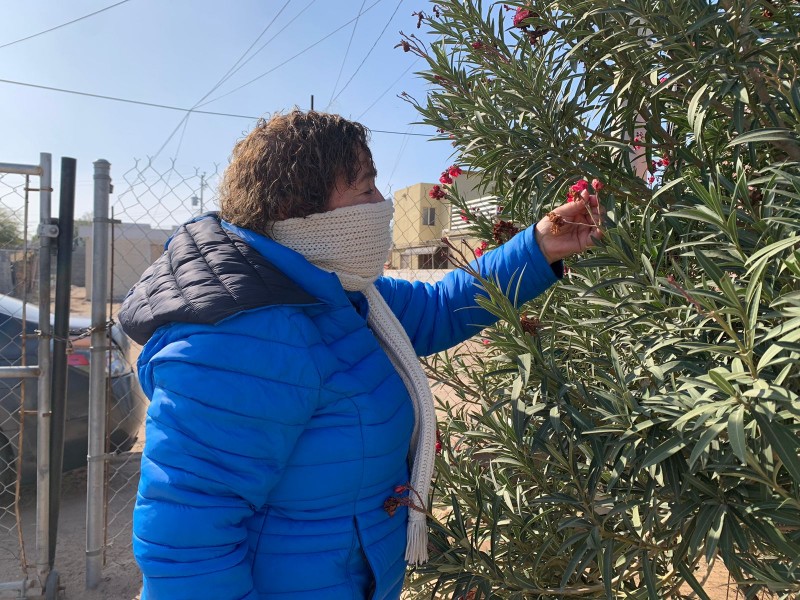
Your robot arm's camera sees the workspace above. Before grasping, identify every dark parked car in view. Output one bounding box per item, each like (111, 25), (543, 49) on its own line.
(0, 294), (147, 488)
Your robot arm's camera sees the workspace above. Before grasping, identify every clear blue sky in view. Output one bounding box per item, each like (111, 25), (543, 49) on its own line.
(0, 0), (455, 222)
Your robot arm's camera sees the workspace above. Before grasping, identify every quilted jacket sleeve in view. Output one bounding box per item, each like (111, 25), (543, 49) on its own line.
(132, 314), (321, 600)
(376, 225), (561, 356)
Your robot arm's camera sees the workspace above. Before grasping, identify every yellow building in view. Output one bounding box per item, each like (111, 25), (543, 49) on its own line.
(391, 172), (500, 270)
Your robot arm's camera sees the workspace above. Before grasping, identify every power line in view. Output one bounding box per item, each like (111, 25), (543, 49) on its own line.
(356, 58), (419, 121)
(386, 124), (415, 190)
(0, 0), (132, 50)
(153, 0), (293, 160)
(329, 0), (404, 107)
(197, 0), (385, 109)
(0, 77), (256, 118)
(326, 0), (368, 110)
(209, 0), (318, 100)
(0, 77), (431, 136)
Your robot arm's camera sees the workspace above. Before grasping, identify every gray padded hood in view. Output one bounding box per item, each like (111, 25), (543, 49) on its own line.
(118, 214), (318, 345)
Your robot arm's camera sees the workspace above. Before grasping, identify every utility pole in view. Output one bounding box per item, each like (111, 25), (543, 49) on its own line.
(191, 173), (206, 216)
(311, 95), (314, 111)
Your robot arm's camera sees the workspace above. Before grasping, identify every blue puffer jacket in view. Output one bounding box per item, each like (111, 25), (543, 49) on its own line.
(119, 214), (560, 600)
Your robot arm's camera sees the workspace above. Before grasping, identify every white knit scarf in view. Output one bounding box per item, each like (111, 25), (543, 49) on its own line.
(268, 200), (434, 565)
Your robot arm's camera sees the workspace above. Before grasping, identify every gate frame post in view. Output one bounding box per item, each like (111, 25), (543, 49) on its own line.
(85, 159), (111, 589)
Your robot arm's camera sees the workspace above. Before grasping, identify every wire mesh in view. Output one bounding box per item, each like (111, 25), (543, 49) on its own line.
(0, 171), (36, 593)
(93, 160), (222, 574)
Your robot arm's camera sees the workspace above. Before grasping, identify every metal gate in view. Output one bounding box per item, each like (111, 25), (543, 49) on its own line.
(0, 154), (58, 599)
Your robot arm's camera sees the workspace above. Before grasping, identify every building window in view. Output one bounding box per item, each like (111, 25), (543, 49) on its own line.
(434, 248), (449, 268)
(422, 207), (436, 226)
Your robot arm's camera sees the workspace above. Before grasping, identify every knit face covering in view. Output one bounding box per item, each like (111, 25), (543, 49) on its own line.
(269, 199), (435, 565)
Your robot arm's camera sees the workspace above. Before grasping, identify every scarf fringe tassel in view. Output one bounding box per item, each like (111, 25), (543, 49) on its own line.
(405, 516), (429, 565)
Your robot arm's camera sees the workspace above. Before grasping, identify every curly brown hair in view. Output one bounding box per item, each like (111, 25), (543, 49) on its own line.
(219, 110), (375, 234)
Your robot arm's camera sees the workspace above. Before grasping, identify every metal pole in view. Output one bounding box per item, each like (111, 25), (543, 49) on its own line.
(0, 162), (41, 176)
(35, 152), (54, 586)
(86, 159), (110, 589)
(48, 157), (76, 568)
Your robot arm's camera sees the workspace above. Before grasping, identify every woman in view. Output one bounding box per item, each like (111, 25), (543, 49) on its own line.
(119, 110), (602, 600)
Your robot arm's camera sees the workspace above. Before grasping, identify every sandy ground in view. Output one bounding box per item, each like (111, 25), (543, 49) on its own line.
(0, 464), (143, 600)
(1, 442), (743, 600)
(0, 455), (742, 600)
(0, 290), (743, 599)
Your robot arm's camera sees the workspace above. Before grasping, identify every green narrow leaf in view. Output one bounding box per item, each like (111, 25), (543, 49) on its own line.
(708, 369), (737, 398)
(745, 278), (763, 336)
(651, 175), (686, 201)
(694, 248), (726, 288)
(641, 253), (655, 283)
(677, 562), (713, 600)
(641, 554), (660, 600)
(755, 414), (800, 481)
(727, 406), (747, 464)
(791, 79), (800, 115)
(688, 83), (710, 139)
(745, 237), (800, 272)
(757, 342), (786, 372)
(559, 535), (590, 588)
(726, 127), (798, 147)
(641, 437), (686, 470)
(689, 506), (717, 555)
(705, 505), (726, 563)
(688, 422), (727, 468)
(602, 538), (614, 598)
(733, 99), (745, 134)
(717, 274), (743, 315)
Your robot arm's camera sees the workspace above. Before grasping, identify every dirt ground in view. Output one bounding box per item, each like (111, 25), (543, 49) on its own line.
(0, 431), (743, 599)
(0, 289), (744, 599)
(0, 439), (742, 600)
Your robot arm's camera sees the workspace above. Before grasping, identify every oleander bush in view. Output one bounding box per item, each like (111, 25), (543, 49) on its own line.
(400, 1), (800, 598)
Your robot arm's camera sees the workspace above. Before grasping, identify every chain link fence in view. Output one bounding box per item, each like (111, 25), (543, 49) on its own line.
(79, 160), (221, 583)
(0, 170), (35, 593)
(0, 161), (49, 599)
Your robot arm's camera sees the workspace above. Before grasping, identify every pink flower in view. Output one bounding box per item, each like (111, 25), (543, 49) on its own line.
(474, 240), (488, 257)
(439, 172), (453, 185)
(570, 179), (589, 193)
(429, 185), (446, 200)
(648, 175), (655, 183)
(471, 41), (484, 50)
(662, 157), (670, 167)
(482, 338), (490, 345)
(632, 136), (642, 151)
(448, 165), (463, 178)
(435, 429), (443, 454)
(513, 7), (533, 28)
(591, 178), (604, 191)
